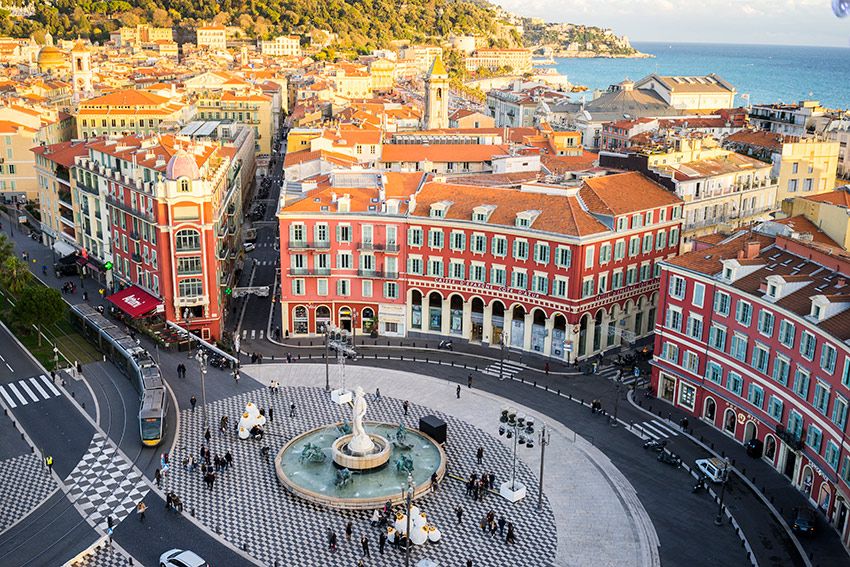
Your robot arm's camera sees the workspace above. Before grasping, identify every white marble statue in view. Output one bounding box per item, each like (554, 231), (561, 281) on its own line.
(348, 386), (376, 454)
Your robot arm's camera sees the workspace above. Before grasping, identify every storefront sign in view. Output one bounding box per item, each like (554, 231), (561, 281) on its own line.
(432, 278), (541, 299)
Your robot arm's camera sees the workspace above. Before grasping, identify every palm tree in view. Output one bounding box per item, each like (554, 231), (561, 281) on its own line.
(0, 234), (12, 265)
(0, 256), (31, 295)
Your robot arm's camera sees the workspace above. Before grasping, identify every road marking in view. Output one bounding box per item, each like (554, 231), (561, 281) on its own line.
(5, 362), (12, 372)
(640, 422), (669, 439)
(40, 374), (61, 396)
(650, 419), (680, 436)
(28, 377), (49, 399)
(242, 330), (247, 339)
(0, 353), (5, 361)
(251, 330), (256, 339)
(0, 385), (16, 407)
(18, 380), (39, 402)
(6, 382), (28, 405)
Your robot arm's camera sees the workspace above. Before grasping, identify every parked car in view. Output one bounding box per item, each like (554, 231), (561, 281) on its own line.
(745, 438), (763, 458)
(695, 458), (729, 483)
(791, 507), (817, 536)
(243, 242), (256, 253)
(159, 549), (208, 567)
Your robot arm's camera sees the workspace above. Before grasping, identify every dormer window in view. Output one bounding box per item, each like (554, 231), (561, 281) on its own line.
(472, 204), (496, 223)
(767, 283), (777, 297)
(723, 267), (733, 280)
(812, 304), (823, 320)
(430, 200), (452, 218)
(515, 210), (541, 228)
(516, 217), (530, 228)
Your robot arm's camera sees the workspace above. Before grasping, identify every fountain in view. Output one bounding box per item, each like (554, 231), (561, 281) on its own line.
(275, 385), (447, 509)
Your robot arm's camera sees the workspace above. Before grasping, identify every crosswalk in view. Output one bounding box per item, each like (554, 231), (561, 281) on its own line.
(480, 360), (524, 379)
(634, 419), (680, 440)
(0, 374), (61, 408)
(242, 329), (265, 340)
(595, 366), (648, 387)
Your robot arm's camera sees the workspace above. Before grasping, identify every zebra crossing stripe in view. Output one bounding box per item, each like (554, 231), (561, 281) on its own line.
(650, 419), (679, 436)
(40, 374), (61, 396)
(251, 330), (256, 339)
(28, 377), (49, 399)
(242, 330), (247, 339)
(259, 330), (264, 339)
(17, 380), (39, 403)
(0, 385), (16, 408)
(640, 421), (670, 439)
(6, 382), (28, 405)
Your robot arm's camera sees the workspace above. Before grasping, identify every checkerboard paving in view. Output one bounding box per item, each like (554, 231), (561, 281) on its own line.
(0, 452), (57, 533)
(70, 541), (132, 567)
(165, 386), (558, 566)
(65, 433), (149, 531)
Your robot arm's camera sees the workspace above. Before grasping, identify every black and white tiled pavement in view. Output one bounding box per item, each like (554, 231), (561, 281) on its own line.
(165, 386), (558, 566)
(70, 541), (133, 567)
(0, 453), (57, 532)
(65, 433), (149, 531)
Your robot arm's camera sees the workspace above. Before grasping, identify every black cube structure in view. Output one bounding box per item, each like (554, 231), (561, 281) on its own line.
(419, 415), (446, 445)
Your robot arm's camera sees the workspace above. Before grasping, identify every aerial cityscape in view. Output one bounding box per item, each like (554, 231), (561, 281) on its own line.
(0, 1), (848, 566)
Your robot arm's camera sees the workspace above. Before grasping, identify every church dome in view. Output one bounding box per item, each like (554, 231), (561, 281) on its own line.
(37, 46), (68, 71)
(166, 150), (201, 181)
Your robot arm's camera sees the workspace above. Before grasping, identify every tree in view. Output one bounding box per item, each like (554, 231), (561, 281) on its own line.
(0, 256), (30, 295)
(15, 285), (65, 346)
(0, 234), (12, 266)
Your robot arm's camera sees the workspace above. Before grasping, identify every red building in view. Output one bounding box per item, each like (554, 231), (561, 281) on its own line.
(652, 233), (850, 549)
(278, 170), (683, 360)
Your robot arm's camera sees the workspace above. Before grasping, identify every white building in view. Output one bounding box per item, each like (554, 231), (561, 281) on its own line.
(750, 100), (827, 137)
(634, 74), (737, 112)
(260, 35), (301, 57)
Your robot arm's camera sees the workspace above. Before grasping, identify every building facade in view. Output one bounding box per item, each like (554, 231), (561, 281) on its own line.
(651, 234), (850, 550)
(260, 35), (301, 57)
(196, 26), (227, 52)
(76, 89), (187, 139)
(277, 170), (683, 360)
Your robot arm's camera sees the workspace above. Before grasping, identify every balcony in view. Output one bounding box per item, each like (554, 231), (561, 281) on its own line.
(357, 269), (399, 279)
(128, 231), (140, 241)
(289, 267), (331, 276)
(776, 424), (805, 452)
(357, 242), (401, 253)
(288, 240), (331, 250)
(106, 195), (154, 222)
(77, 182), (99, 197)
(131, 253), (142, 263)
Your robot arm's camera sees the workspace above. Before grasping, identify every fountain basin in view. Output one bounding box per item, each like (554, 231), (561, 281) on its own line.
(332, 433), (391, 470)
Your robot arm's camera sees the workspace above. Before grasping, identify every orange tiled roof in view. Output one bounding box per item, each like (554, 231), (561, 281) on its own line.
(80, 89), (171, 107)
(580, 172), (682, 215)
(381, 144), (509, 163)
(800, 189), (850, 207)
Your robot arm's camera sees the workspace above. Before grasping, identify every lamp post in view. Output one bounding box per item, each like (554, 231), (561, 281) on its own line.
(610, 371), (622, 428)
(196, 350), (208, 428)
(323, 323), (330, 392)
(52, 346), (59, 373)
(404, 472), (415, 567)
(498, 407), (534, 499)
(499, 332), (508, 381)
(351, 309), (358, 348)
(714, 458), (731, 526)
(537, 423), (550, 510)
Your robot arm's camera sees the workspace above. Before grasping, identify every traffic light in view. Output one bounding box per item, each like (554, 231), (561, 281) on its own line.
(225, 287), (232, 295)
(103, 261), (113, 270)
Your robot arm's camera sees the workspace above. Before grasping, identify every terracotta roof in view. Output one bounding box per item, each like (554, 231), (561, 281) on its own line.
(666, 233), (775, 275)
(579, 172), (682, 216)
(541, 151), (599, 174)
(381, 144), (509, 163)
(80, 89), (171, 107)
(283, 148), (358, 168)
(282, 173), (426, 214)
(801, 189), (850, 207)
(31, 139), (95, 167)
(773, 215), (843, 250)
(725, 129), (798, 152)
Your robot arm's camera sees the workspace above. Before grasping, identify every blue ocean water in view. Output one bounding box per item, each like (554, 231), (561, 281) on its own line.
(552, 42), (850, 108)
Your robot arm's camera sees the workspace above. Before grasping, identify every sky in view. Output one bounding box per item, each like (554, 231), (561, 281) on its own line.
(491, 0), (850, 47)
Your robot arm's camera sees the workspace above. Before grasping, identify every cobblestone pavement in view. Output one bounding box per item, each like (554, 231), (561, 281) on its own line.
(69, 540), (134, 567)
(0, 452), (57, 533)
(164, 384), (559, 566)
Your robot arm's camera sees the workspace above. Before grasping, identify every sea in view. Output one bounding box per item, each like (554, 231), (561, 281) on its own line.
(551, 42), (850, 109)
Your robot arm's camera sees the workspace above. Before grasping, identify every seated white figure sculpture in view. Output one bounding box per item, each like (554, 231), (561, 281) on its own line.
(237, 402), (267, 440)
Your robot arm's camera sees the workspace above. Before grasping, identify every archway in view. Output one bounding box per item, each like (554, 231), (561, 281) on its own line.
(723, 408), (737, 435)
(428, 292), (443, 332)
(315, 305), (331, 333)
(552, 314), (567, 359)
(647, 292), (658, 332)
(801, 465), (814, 498)
(293, 305), (309, 335)
(339, 306), (352, 332)
(703, 397), (716, 422)
(763, 434), (777, 465)
(470, 298), (484, 342)
(578, 314), (590, 356)
(410, 290), (423, 330)
(449, 294), (464, 335)
(531, 309), (547, 352)
(491, 301), (505, 344)
(510, 305), (526, 348)
(743, 421), (757, 443)
(592, 310), (604, 352)
(361, 307), (375, 333)
(835, 496), (848, 536)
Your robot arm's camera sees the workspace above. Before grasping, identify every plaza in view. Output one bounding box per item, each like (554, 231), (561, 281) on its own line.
(163, 363), (659, 566)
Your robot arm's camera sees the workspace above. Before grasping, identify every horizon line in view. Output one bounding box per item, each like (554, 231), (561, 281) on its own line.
(629, 39), (849, 50)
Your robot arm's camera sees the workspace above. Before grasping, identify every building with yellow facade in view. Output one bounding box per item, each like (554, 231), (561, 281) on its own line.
(368, 58), (395, 92)
(193, 90), (274, 155)
(786, 189), (850, 251)
(76, 89), (188, 139)
(260, 36), (301, 57)
(196, 25), (227, 52)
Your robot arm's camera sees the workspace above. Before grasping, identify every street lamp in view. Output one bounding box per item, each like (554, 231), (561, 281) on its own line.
(537, 423), (550, 511)
(52, 346), (59, 373)
(196, 350), (208, 428)
(714, 458), (731, 526)
(351, 309), (358, 348)
(322, 323), (330, 392)
(610, 371), (622, 428)
(498, 407), (534, 501)
(499, 332), (509, 381)
(404, 472), (415, 567)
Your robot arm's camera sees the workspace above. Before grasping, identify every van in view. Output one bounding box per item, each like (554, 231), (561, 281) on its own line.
(695, 457), (730, 483)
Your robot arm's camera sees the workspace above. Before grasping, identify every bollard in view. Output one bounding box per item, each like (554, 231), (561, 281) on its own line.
(308, 354), (311, 360)
(387, 354), (390, 360)
(71, 391), (75, 398)
(451, 361), (454, 367)
(20, 433), (24, 440)
(742, 467), (746, 476)
(375, 354), (378, 360)
(711, 442), (715, 450)
(309, 341), (313, 347)
(475, 365), (478, 371)
(731, 458), (735, 466)
(569, 394), (572, 400)
(521, 377), (524, 383)
(412, 342), (415, 348)
(557, 389), (560, 395)
(721, 450), (725, 458)
(425, 357), (428, 363)
(400, 356), (404, 361)
(387, 341), (390, 346)
(82, 402), (85, 409)
(770, 495), (774, 504)
(545, 384), (548, 391)
(413, 356), (416, 363)
(244, 543), (248, 552)
(463, 363), (467, 369)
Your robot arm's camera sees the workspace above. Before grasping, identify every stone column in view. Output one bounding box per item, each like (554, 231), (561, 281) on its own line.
(422, 292), (431, 332)
(543, 315), (555, 357)
(523, 312), (533, 353)
(462, 300), (472, 341)
(483, 301), (493, 345)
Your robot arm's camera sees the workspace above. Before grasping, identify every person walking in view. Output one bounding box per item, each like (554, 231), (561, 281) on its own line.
(456, 384), (461, 399)
(361, 535), (370, 557)
(154, 468), (162, 487)
(378, 531), (386, 555)
(204, 428), (211, 443)
(136, 501), (147, 522)
(268, 406), (274, 422)
(190, 395), (197, 412)
(375, 387), (381, 402)
(45, 455), (54, 474)
(225, 451), (233, 468)
(467, 373), (473, 388)
(488, 472), (496, 490)
(345, 521), (353, 542)
(289, 402), (296, 417)
(455, 505), (463, 524)
(505, 522), (516, 544)
(431, 471), (438, 492)
(403, 400), (409, 415)
(544, 362), (550, 375)
(476, 446), (484, 465)
(328, 529), (337, 552)
(498, 516), (506, 537)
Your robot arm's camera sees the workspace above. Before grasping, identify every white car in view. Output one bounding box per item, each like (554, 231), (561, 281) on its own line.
(243, 242), (256, 253)
(159, 549), (208, 567)
(695, 457), (730, 483)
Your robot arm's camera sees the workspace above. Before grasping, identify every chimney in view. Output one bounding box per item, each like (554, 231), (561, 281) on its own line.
(744, 240), (760, 260)
(837, 277), (847, 289)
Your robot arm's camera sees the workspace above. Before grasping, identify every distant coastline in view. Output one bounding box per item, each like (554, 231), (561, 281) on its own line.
(549, 50), (654, 59)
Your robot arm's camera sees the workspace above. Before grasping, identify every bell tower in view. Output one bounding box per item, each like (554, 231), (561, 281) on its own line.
(71, 41), (93, 103)
(423, 54), (449, 130)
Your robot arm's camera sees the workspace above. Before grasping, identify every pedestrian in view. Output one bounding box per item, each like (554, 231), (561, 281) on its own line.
(204, 428), (211, 443)
(476, 446), (484, 465)
(136, 501), (147, 522)
(680, 416), (689, 431)
(225, 451), (233, 468)
(286, 352), (292, 363)
(82, 291), (88, 301)
(544, 362), (550, 375)
(467, 560), (473, 567)
(328, 529), (337, 551)
(498, 515), (506, 537)
(456, 384), (461, 399)
(467, 373), (472, 388)
(154, 468), (162, 487)
(268, 406), (274, 422)
(379, 531), (386, 554)
(190, 395), (197, 412)
(251, 353), (257, 364)
(165, 492), (173, 510)
(455, 505), (463, 524)
(190, 455), (197, 471)
(345, 521), (353, 542)
(45, 454), (54, 473)
(375, 387), (381, 402)
(431, 471), (438, 491)
(361, 535), (370, 557)
(403, 400), (409, 415)
(182, 455), (189, 470)
(289, 402), (296, 417)
(506, 522), (516, 544)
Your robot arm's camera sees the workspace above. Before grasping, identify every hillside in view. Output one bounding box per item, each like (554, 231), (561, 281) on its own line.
(521, 18), (651, 58)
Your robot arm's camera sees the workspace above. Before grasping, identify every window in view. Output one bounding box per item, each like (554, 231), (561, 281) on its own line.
(679, 383), (696, 410)
(581, 277), (594, 298)
(336, 280), (350, 296)
(491, 267), (506, 286)
(470, 264), (486, 282)
(553, 277), (567, 297)
(805, 425), (822, 453)
(450, 231), (466, 251)
(772, 356), (791, 385)
(532, 274), (548, 294)
(178, 278), (203, 297)
(686, 315), (703, 339)
(751, 343), (770, 373)
(820, 344), (837, 374)
(337, 225), (351, 242)
(599, 244), (611, 264)
(757, 310), (774, 336)
(471, 234), (486, 253)
(640, 264), (651, 282)
(826, 441), (840, 470)
(337, 252), (352, 269)
(534, 243), (550, 264)
(176, 256), (202, 275)
(428, 259), (443, 277)
(407, 257), (422, 275)
(492, 236), (508, 257)
(361, 280), (372, 297)
(449, 261), (465, 280)
(626, 266), (637, 285)
(665, 307), (682, 332)
(684, 351), (699, 372)
(748, 383), (764, 409)
(767, 396), (783, 421)
(317, 279), (328, 295)
(730, 334), (748, 361)
(800, 331), (816, 360)
(662, 342), (679, 363)
(645, 210), (654, 225)
(832, 396), (848, 429)
(788, 410), (804, 439)
(714, 292), (731, 316)
(779, 320), (795, 348)
(735, 300), (752, 326)
(555, 246), (572, 267)
(642, 233), (653, 253)
(843, 358), (850, 388)
(612, 270), (623, 289)
(291, 278), (305, 295)
(792, 368), (810, 399)
(316, 223), (329, 242)
(513, 240), (529, 260)
(813, 381), (830, 414)
(726, 372), (743, 396)
(408, 227), (423, 246)
(692, 283), (705, 307)
(614, 240), (625, 260)
(669, 275), (686, 299)
(656, 231), (667, 250)
(175, 229), (200, 251)
(670, 227), (680, 247)
(384, 282), (398, 299)
(709, 325), (727, 350)
(628, 236), (640, 257)
(706, 361), (723, 383)
(428, 229), (444, 248)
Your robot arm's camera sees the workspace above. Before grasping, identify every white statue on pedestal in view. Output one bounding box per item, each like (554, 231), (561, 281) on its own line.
(348, 386), (375, 454)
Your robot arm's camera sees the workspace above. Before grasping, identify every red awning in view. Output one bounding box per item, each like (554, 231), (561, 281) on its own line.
(107, 286), (162, 319)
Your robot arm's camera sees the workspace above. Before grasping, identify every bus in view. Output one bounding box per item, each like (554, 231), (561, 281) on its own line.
(70, 304), (167, 446)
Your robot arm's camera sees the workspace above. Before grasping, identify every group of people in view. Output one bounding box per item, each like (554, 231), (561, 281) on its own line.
(250, 352), (265, 364)
(465, 471), (496, 501)
(176, 363), (187, 379)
